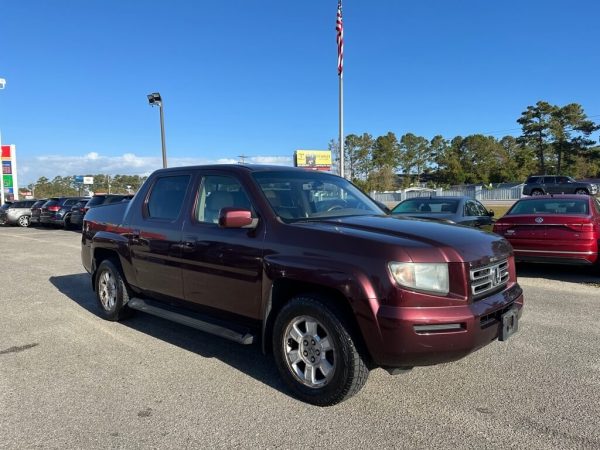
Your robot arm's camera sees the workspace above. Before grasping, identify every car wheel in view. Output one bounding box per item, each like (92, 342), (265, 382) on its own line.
(272, 295), (369, 406)
(17, 215), (31, 227)
(531, 189), (544, 196)
(575, 188), (588, 195)
(95, 259), (133, 321)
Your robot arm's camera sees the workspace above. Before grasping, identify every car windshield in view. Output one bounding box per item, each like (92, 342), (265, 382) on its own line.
(508, 199), (589, 215)
(392, 198), (459, 214)
(253, 171), (383, 222)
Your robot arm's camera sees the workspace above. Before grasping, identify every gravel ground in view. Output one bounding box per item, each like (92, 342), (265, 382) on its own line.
(0, 226), (599, 449)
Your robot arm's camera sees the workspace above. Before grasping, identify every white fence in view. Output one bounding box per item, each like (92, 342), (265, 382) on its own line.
(371, 185), (524, 204)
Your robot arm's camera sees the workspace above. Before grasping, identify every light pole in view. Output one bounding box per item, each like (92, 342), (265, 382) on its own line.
(0, 77), (6, 205)
(147, 92), (167, 168)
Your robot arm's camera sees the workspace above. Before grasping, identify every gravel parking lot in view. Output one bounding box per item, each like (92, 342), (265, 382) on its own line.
(1, 227), (599, 449)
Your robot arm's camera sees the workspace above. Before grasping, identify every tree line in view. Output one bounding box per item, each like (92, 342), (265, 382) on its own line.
(27, 174), (147, 199)
(331, 100), (600, 191)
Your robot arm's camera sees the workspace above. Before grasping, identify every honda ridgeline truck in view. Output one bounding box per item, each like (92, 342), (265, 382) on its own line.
(81, 165), (523, 406)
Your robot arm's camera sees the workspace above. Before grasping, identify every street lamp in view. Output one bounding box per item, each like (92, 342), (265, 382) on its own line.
(0, 77), (5, 206)
(147, 92), (167, 168)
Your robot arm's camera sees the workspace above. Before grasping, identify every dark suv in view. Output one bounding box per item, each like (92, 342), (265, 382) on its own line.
(40, 197), (89, 228)
(70, 194), (133, 228)
(29, 199), (48, 226)
(523, 175), (597, 196)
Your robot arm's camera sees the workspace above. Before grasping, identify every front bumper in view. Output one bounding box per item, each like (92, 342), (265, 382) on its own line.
(372, 283), (524, 367)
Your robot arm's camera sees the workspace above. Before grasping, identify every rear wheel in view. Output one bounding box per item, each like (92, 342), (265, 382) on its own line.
(531, 189), (544, 196)
(575, 188), (588, 195)
(17, 215), (30, 227)
(95, 259), (133, 321)
(272, 295), (369, 406)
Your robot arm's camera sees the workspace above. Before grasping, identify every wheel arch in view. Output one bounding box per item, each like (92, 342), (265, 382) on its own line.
(262, 277), (376, 368)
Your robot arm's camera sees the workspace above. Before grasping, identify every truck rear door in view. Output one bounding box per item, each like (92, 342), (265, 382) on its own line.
(128, 173), (192, 300)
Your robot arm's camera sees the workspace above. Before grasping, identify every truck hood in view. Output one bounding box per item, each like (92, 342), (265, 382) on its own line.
(391, 212), (456, 223)
(293, 215), (511, 265)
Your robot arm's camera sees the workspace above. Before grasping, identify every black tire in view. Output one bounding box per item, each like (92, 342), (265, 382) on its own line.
(63, 215), (71, 229)
(575, 188), (588, 195)
(272, 295), (369, 406)
(94, 259), (133, 321)
(17, 215), (31, 227)
(531, 189), (544, 196)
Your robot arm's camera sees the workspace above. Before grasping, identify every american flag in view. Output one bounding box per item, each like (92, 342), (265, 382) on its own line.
(336, 0), (343, 76)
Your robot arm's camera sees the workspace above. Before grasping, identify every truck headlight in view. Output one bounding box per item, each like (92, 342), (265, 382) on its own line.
(388, 262), (449, 295)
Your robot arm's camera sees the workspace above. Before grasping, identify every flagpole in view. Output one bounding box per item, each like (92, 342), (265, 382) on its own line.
(339, 74), (344, 178)
(336, 0), (345, 178)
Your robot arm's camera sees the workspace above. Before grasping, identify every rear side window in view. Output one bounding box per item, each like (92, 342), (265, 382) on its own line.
(63, 199), (78, 207)
(146, 175), (191, 220)
(526, 176), (541, 184)
(542, 176), (555, 184)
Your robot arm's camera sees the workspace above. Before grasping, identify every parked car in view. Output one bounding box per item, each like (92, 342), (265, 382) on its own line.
(40, 197), (89, 228)
(493, 195), (600, 265)
(70, 195), (133, 228)
(0, 200), (37, 227)
(522, 175), (597, 196)
(29, 199), (48, 226)
(82, 165), (523, 406)
(390, 196), (494, 228)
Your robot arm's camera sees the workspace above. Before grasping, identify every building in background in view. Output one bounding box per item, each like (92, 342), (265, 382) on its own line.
(1, 144), (18, 203)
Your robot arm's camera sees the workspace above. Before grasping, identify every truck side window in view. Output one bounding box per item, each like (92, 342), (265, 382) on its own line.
(196, 175), (254, 224)
(146, 175), (191, 220)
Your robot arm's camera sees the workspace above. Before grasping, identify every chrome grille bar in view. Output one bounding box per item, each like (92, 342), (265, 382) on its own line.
(470, 259), (509, 297)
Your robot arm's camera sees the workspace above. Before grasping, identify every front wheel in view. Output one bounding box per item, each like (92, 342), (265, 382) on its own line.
(575, 188), (588, 195)
(95, 259), (133, 321)
(17, 215), (30, 227)
(272, 295), (369, 406)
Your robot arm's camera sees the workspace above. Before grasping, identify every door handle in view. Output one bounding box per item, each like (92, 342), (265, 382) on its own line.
(174, 240), (196, 253)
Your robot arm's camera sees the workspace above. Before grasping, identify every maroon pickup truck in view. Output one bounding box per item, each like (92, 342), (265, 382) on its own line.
(82, 165), (523, 406)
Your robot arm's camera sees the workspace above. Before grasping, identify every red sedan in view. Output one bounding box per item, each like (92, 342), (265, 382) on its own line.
(493, 195), (600, 265)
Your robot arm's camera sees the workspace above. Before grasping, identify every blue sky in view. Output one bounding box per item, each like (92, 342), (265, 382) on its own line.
(1, 0), (599, 184)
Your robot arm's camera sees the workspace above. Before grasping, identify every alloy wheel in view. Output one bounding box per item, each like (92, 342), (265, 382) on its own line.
(98, 270), (117, 311)
(18, 216), (30, 227)
(283, 315), (336, 388)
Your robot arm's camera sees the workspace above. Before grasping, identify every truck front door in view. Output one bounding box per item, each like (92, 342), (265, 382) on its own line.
(181, 173), (265, 320)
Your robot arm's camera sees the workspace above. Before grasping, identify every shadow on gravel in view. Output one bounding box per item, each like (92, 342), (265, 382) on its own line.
(49, 273), (286, 396)
(516, 262), (600, 286)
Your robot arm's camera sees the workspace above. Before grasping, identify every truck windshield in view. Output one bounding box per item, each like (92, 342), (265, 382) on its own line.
(253, 171), (383, 222)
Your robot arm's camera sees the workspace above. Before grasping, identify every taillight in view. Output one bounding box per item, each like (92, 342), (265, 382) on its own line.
(79, 208), (85, 212)
(48, 205), (60, 212)
(565, 223), (594, 232)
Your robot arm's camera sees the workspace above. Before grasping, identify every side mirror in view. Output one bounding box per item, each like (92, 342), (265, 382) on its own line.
(488, 209), (495, 217)
(218, 207), (257, 228)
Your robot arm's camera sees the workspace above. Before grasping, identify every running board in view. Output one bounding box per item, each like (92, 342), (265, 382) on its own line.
(127, 298), (254, 345)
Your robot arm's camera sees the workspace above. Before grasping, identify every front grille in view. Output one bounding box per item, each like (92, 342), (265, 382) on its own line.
(470, 259), (509, 297)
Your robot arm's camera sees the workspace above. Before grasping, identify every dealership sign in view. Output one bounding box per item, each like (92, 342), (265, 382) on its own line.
(294, 150), (332, 171)
(1, 145), (18, 203)
(75, 175), (94, 185)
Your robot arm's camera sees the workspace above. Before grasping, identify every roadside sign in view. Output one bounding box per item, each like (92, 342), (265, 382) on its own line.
(83, 176), (94, 185)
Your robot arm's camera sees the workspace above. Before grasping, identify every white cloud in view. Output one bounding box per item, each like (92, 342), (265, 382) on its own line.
(19, 152), (294, 184)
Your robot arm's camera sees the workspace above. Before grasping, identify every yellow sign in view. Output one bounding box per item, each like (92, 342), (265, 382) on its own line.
(294, 150), (332, 169)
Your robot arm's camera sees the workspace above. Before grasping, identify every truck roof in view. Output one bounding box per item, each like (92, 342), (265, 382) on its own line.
(152, 164), (326, 175)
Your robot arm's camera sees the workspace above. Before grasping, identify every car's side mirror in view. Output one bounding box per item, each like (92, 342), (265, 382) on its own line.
(488, 210), (495, 217)
(219, 207), (257, 228)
